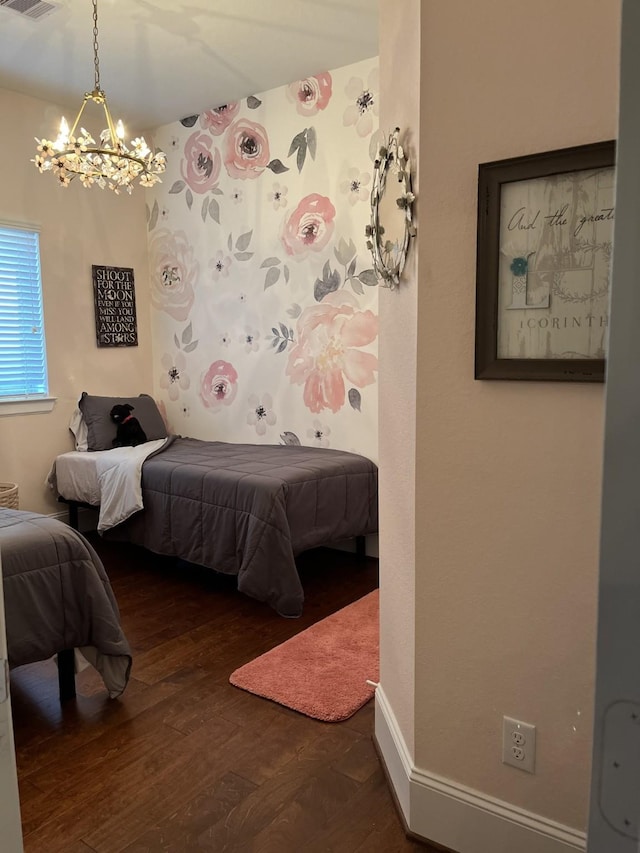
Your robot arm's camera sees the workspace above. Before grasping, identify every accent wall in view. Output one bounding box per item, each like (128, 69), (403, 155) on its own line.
(145, 58), (380, 460)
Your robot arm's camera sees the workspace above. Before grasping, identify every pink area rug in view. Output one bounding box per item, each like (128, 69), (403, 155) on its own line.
(229, 590), (379, 722)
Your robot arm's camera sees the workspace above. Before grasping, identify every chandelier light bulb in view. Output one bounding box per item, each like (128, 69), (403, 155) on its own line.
(31, 0), (165, 193)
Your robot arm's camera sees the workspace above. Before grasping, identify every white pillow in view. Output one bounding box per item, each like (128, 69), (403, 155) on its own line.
(69, 405), (88, 452)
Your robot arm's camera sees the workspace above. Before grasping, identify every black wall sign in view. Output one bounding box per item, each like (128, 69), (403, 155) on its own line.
(92, 264), (138, 347)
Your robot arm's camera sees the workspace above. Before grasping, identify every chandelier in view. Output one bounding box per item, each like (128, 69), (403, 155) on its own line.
(32, 0), (166, 193)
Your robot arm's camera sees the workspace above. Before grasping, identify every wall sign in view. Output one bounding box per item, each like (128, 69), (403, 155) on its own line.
(92, 264), (138, 347)
(475, 140), (615, 381)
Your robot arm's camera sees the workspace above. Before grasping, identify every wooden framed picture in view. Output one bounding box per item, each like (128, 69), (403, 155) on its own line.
(475, 140), (615, 381)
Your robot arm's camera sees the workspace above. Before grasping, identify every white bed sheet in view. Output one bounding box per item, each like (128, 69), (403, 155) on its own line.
(50, 440), (166, 532)
(54, 451), (102, 505)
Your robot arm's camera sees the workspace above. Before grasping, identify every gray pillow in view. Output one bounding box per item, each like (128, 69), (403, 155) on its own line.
(79, 392), (168, 451)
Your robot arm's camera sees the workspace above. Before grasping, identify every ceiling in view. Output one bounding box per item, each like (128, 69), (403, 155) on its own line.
(0, 0), (379, 131)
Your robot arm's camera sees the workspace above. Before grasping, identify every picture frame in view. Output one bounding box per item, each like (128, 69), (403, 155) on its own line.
(475, 140), (615, 381)
(92, 264), (138, 348)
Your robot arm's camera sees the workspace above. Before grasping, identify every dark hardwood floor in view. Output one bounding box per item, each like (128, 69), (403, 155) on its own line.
(11, 535), (434, 852)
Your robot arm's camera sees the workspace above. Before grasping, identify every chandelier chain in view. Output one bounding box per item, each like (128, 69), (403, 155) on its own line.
(92, 0), (100, 92)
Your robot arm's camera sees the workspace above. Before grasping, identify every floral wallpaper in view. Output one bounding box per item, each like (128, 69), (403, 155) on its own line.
(146, 58), (380, 460)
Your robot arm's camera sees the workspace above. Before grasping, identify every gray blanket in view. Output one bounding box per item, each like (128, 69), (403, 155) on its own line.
(116, 438), (378, 617)
(0, 509), (131, 697)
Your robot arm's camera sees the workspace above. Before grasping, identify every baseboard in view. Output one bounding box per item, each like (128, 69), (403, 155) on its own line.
(47, 506), (97, 533)
(375, 688), (587, 853)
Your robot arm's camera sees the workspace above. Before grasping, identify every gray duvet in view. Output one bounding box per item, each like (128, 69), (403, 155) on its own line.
(0, 509), (131, 697)
(116, 438), (378, 617)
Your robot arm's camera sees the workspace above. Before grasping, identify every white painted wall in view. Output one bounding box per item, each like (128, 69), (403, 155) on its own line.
(377, 0), (620, 845)
(0, 87), (153, 514)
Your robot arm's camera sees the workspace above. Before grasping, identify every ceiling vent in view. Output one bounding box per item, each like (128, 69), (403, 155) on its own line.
(0, 0), (59, 21)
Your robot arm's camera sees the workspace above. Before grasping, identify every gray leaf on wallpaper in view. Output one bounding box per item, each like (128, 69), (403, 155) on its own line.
(169, 180), (185, 194)
(284, 266), (290, 283)
(334, 237), (357, 267)
(264, 267), (281, 290)
(286, 304), (301, 319)
(314, 270), (340, 302)
(347, 258), (357, 277)
(235, 252), (254, 262)
(280, 432), (301, 446)
(201, 198), (208, 223)
(350, 277), (364, 296)
(186, 189), (193, 210)
(227, 233), (233, 251)
(348, 389), (362, 412)
(183, 341), (198, 353)
(307, 127), (317, 160)
(209, 199), (220, 224)
(210, 187), (223, 196)
(174, 334), (180, 350)
(180, 115), (198, 127)
(148, 200), (159, 232)
(247, 96), (262, 109)
(277, 339), (288, 354)
(260, 257), (280, 268)
(182, 324), (193, 345)
(236, 231), (253, 252)
(288, 131), (306, 157)
(296, 145), (306, 174)
(279, 322), (289, 337)
(358, 269), (378, 287)
(267, 159), (289, 174)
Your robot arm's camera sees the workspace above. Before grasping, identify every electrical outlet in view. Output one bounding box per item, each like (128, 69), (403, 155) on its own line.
(502, 716), (536, 773)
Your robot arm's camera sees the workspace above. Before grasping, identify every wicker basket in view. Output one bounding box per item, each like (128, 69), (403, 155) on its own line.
(0, 483), (19, 509)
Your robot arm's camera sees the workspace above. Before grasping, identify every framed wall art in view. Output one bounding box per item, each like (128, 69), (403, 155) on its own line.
(475, 140), (615, 381)
(92, 264), (138, 347)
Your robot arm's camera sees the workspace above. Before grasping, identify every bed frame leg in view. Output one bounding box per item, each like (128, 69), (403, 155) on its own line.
(356, 536), (366, 560)
(57, 649), (76, 702)
(68, 502), (79, 530)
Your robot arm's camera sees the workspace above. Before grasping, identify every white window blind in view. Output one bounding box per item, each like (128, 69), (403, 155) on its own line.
(0, 224), (48, 399)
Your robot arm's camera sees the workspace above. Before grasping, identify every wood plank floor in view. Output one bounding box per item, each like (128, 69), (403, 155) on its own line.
(11, 535), (436, 852)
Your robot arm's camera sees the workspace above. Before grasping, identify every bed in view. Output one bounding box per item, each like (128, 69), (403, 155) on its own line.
(49, 393), (378, 617)
(0, 509), (132, 700)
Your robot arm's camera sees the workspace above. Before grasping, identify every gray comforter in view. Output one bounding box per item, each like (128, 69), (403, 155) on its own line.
(0, 509), (131, 697)
(117, 438), (378, 617)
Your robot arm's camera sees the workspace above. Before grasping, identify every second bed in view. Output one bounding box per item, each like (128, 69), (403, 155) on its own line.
(50, 437), (378, 617)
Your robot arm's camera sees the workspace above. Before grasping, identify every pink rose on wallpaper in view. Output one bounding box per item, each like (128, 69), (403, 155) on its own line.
(149, 228), (198, 322)
(281, 194), (336, 259)
(180, 131), (221, 193)
(286, 291), (378, 414)
(223, 118), (271, 180)
(199, 103), (240, 135)
(286, 73), (332, 116)
(200, 360), (238, 410)
(343, 67), (379, 137)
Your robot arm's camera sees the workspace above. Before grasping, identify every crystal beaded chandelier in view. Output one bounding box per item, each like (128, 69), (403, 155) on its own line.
(32, 0), (166, 193)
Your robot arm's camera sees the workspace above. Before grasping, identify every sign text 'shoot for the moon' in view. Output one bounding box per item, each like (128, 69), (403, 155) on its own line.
(92, 265), (138, 347)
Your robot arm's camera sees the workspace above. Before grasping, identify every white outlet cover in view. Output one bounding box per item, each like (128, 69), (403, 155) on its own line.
(503, 716), (536, 773)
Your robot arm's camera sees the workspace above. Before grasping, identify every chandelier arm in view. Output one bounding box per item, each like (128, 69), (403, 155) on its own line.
(100, 95), (120, 145)
(68, 95), (93, 140)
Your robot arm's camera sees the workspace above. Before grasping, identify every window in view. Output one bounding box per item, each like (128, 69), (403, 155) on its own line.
(0, 223), (50, 408)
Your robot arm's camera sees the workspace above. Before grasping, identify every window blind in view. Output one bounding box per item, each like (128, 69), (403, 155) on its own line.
(0, 224), (48, 399)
